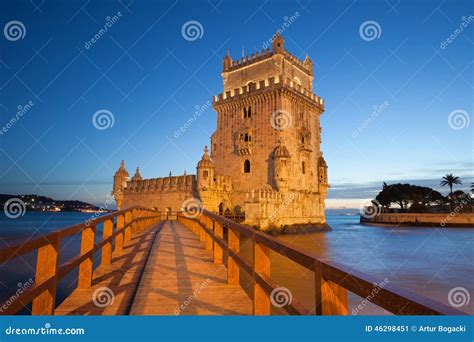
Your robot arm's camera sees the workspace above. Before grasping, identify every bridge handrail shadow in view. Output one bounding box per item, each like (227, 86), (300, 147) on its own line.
(178, 210), (467, 316)
(0, 206), (162, 315)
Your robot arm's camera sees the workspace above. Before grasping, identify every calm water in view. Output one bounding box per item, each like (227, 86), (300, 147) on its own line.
(0, 212), (472, 315)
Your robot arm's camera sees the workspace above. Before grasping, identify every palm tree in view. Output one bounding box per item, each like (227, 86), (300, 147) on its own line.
(440, 174), (462, 211)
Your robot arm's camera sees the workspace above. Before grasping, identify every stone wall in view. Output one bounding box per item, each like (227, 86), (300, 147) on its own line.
(361, 213), (474, 227)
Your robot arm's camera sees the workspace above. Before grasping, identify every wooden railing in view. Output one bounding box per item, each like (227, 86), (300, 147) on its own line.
(0, 206), (161, 315)
(177, 210), (467, 316)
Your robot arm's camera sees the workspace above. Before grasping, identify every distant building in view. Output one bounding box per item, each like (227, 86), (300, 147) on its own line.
(113, 34), (329, 230)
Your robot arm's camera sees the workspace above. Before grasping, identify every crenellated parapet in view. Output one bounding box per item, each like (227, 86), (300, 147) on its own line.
(125, 175), (196, 193)
(213, 75), (324, 110)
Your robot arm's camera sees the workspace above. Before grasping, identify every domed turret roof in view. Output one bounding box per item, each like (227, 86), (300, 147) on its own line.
(114, 160), (129, 177)
(131, 167), (143, 181)
(197, 146), (215, 168)
(273, 142), (290, 158)
(318, 154), (327, 168)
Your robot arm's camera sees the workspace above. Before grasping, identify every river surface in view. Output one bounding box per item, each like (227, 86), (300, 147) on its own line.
(0, 211), (472, 315)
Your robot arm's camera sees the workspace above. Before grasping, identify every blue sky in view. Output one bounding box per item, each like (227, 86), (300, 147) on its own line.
(0, 0), (472, 208)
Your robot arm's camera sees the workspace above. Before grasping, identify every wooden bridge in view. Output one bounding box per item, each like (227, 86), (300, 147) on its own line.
(0, 206), (466, 316)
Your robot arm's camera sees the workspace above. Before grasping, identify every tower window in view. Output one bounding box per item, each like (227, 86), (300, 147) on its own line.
(302, 161), (306, 174)
(243, 106), (252, 118)
(243, 159), (251, 173)
(244, 133), (251, 142)
(203, 171), (209, 179)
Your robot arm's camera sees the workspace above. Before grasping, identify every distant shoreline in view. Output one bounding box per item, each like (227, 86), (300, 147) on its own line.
(360, 212), (474, 228)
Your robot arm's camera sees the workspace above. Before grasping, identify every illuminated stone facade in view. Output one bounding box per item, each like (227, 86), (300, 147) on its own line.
(113, 34), (329, 230)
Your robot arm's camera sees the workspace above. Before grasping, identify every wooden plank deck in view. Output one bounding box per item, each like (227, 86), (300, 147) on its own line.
(55, 220), (252, 315)
(130, 220), (253, 315)
(55, 222), (163, 315)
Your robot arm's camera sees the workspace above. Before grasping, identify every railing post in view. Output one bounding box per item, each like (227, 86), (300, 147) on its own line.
(227, 226), (240, 285)
(199, 220), (206, 242)
(321, 279), (349, 315)
(205, 218), (213, 252)
(213, 220), (223, 264)
(314, 261), (323, 315)
(253, 240), (271, 315)
(115, 214), (124, 254)
(131, 208), (138, 235)
(101, 219), (114, 267)
(31, 238), (60, 315)
(78, 224), (96, 289)
(124, 211), (132, 244)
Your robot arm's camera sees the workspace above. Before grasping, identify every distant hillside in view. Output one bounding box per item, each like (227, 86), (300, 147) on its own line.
(0, 194), (104, 212)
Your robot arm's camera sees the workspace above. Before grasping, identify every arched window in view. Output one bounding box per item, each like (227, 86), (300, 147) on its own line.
(244, 133), (251, 142)
(243, 106), (252, 118)
(302, 161), (306, 174)
(244, 159), (251, 173)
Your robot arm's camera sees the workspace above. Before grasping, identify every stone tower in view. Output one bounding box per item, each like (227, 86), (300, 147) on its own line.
(211, 32), (328, 228)
(112, 160), (129, 210)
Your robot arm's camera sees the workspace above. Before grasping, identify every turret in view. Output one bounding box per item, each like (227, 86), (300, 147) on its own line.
(131, 167), (143, 181)
(303, 53), (314, 76)
(318, 153), (328, 188)
(223, 50), (232, 72)
(272, 141), (290, 191)
(112, 160), (129, 209)
(196, 146), (215, 190)
(272, 32), (285, 54)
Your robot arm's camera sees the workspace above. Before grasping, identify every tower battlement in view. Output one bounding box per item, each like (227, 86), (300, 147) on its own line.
(126, 175), (196, 193)
(213, 75), (324, 109)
